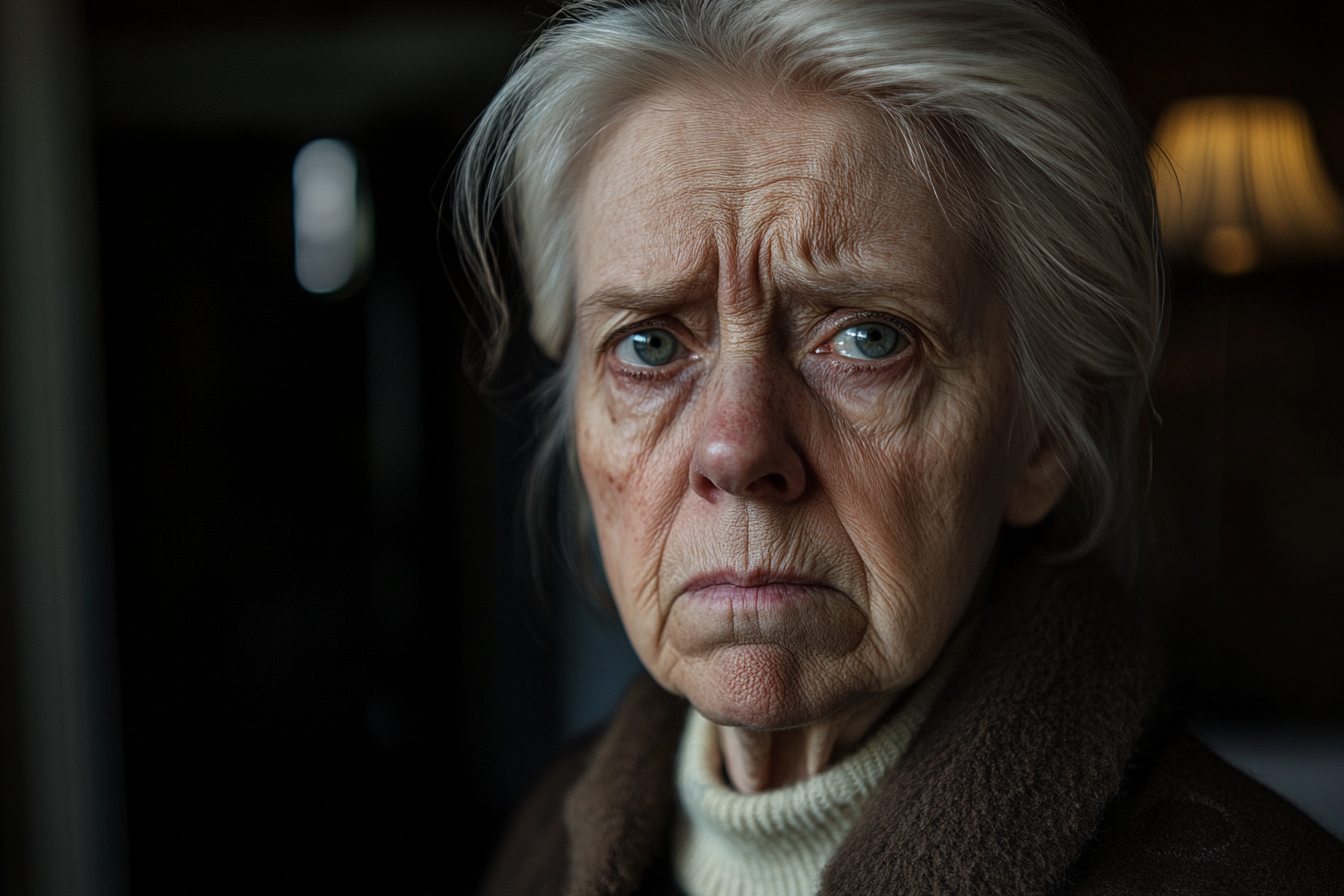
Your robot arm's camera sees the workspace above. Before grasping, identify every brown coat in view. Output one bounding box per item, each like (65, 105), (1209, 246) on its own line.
(480, 561), (1344, 895)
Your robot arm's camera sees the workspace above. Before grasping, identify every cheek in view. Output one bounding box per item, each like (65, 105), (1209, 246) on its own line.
(909, 381), (1017, 542)
(802, 376), (932, 584)
(815, 360), (1019, 653)
(831, 342), (1018, 536)
(574, 377), (694, 609)
(576, 375), (660, 517)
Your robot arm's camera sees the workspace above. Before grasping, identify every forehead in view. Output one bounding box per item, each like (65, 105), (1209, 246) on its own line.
(572, 81), (968, 307)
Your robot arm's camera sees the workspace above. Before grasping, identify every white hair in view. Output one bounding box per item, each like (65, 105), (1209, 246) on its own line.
(454, 0), (1165, 595)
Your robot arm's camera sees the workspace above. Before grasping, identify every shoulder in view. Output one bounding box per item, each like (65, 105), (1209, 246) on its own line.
(1066, 725), (1344, 895)
(476, 732), (602, 896)
(476, 675), (687, 896)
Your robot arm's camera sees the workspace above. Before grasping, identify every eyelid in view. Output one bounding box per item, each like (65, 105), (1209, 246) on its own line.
(817, 312), (917, 352)
(614, 328), (688, 369)
(599, 316), (687, 355)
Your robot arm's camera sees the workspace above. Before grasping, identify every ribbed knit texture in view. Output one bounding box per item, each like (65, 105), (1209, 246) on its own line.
(671, 627), (976, 896)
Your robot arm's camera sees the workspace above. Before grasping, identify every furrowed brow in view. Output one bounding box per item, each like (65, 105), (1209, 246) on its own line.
(576, 281), (707, 321)
(772, 270), (964, 342)
(779, 278), (895, 304)
(773, 272), (940, 312)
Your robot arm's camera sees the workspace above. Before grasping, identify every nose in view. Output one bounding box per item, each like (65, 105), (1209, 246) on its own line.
(690, 357), (807, 503)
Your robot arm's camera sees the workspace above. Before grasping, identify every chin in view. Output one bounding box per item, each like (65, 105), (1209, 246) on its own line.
(682, 643), (841, 731)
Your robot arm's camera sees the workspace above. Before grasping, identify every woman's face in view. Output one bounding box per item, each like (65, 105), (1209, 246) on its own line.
(571, 83), (1064, 731)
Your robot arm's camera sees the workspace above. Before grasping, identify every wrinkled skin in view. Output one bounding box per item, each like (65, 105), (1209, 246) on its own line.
(571, 83), (1070, 792)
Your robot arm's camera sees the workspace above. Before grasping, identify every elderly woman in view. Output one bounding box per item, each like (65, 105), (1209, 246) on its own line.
(457, 1), (1344, 893)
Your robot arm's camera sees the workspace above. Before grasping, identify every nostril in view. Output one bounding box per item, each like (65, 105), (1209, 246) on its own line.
(692, 472), (718, 498)
(758, 472), (790, 496)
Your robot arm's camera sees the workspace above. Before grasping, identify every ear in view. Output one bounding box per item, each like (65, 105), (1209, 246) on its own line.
(1004, 429), (1074, 527)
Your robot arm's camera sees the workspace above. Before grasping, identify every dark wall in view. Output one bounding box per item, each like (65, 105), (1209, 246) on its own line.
(89, 6), (557, 891)
(97, 130), (522, 894)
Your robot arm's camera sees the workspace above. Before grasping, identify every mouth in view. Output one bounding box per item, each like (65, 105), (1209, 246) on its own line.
(681, 570), (840, 605)
(668, 569), (864, 656)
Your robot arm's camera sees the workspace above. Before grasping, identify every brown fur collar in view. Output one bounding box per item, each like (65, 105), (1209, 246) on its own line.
(561, 559), (1161, 896)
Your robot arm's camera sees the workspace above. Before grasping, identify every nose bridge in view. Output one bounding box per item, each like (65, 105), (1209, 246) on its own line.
(691, 338), (805, 502)
(709, 343), (779, 418)
(703, 321), (797, 439)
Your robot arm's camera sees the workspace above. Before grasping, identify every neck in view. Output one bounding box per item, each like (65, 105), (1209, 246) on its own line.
(717, 691), (899, 793)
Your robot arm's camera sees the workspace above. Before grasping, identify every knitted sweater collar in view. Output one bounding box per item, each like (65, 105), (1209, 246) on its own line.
(560, 559), (1161, 896)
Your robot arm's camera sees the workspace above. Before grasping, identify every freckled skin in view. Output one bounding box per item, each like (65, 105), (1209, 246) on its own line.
(571, 82), (1070, 792)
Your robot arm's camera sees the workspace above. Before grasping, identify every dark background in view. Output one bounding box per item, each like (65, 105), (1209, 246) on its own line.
(4, 0), (1344, 893)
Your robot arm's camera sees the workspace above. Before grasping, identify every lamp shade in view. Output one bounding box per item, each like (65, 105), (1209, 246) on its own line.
(1150, 96), (1344, 275)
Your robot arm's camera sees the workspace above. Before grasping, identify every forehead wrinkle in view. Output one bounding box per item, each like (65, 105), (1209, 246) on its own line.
(576, 81), (978, 347)
(709, 186), (854, 323)
(576, 282), (703, 316)
(624, 97), (879, 238)
(735, 163), (904, 303)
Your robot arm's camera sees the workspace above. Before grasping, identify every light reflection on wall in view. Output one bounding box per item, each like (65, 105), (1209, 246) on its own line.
(293, 138), (372, 294)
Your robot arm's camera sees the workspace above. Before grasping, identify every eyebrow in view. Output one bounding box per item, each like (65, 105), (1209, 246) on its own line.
(577, 283), (703, 315)
(579, 275), (938, 308)
(771, 266), (951, 303)
(772, 269), (965, 336)
(575, 270), (964, 342)
(573, 281), (714, 338)
(779, 277), (914, 305)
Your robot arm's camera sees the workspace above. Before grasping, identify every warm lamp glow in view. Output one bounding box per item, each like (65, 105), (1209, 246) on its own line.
(1150, 96), (1344, 274)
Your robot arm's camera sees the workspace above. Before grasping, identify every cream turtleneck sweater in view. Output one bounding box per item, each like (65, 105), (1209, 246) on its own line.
(671, 627), (974, 896)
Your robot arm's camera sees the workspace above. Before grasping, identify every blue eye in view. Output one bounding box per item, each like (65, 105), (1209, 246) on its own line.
(831, 322), (906, 360)
(615, 328), (682, 367)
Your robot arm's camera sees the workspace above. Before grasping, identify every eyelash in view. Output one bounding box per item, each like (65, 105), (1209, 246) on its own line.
(600, 318), (687, 355)
(601, 318), (698, 381)
(817, 313), (918, 356)
(599, 312), (919, 372)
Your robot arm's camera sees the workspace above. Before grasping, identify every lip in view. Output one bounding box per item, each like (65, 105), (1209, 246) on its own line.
(667, 569), (864, 657)
(682, 570), (830, 592)
(680, 571), (842, 608)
